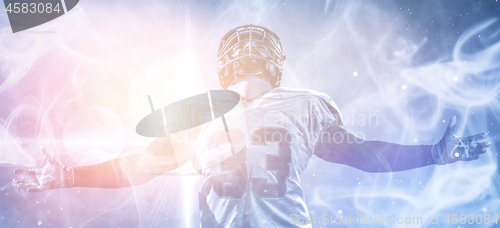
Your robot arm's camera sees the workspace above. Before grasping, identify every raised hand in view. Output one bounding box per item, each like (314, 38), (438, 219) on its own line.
(432, 116), (490, 165)
(13, 146), (74, 193)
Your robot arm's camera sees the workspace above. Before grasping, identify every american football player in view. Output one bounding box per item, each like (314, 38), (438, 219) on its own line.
(13, 25), (490, 227)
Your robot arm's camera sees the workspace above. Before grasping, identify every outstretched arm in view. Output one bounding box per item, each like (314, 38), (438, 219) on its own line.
(72, 136), (188, 188)
(14, 136), (189, 191)
(314, 116), (489, 173)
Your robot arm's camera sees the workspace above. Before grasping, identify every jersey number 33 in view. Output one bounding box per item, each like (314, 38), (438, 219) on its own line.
(212, 127), (292, 199)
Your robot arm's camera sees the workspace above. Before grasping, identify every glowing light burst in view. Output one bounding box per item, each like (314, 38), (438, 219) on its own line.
(0, 0), (498, 227)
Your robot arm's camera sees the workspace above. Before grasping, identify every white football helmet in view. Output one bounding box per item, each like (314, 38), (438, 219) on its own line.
(217, 25), (286, 89)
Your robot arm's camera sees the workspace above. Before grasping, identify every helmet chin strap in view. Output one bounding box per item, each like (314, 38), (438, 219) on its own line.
(227, 75), (273, 100)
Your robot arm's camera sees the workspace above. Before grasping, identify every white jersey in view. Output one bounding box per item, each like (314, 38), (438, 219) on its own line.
(190, 87), (342, 227)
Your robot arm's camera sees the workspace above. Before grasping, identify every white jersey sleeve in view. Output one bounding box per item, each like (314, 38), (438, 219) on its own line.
(307, 91), (343, 156)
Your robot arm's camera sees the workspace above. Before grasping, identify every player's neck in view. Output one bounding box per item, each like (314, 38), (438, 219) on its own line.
(227, 75), (272, 100)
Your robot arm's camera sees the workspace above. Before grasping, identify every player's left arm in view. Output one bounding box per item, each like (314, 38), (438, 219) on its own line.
(314, 116), (490, 172)
(13, 136), (190, 191)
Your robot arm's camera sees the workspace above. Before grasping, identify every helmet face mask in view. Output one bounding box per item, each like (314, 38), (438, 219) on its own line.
(217, 25), (286, 89)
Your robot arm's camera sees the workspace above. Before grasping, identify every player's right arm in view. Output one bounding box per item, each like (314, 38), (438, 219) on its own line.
(13, 136), (189, 192)
(314, 116), (490, 172)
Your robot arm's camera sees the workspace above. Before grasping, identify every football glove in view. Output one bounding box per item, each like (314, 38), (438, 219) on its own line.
(432, 116), (490, 165)
(13, 146), (74, 192)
